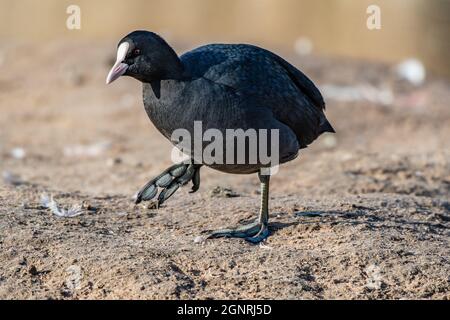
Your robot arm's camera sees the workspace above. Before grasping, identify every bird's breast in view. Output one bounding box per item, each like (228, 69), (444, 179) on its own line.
(141, 80), (300, 172)
(142, 79), (240, 139)
(142, 81), (186, 140)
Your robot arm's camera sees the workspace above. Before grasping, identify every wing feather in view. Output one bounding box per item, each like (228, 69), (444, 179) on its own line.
(181, 44), (332, 147)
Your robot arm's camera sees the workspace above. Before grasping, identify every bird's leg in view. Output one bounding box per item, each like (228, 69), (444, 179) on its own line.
(135, 162), (202, 206)
(206, 171), (270, 243)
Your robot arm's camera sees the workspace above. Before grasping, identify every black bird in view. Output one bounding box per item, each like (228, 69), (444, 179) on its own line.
(106, 30), (334, 243)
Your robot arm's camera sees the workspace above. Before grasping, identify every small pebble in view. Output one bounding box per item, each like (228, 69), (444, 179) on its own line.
(395, 58), (426, 86)
(322, 135), (337, 149)
(294, 36), (313, 56)
(2, 171), (24, 186)
(28, 265), (39, 276)
(107, 157), (122, 167)
(10, 148), (26, 159)
(209, 186), (240, 198)
(194, 236), (206, 244)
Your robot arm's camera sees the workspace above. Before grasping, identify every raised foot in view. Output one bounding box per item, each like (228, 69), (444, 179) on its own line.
(135, 163), (201, 207)
(203, 220), (270, 244)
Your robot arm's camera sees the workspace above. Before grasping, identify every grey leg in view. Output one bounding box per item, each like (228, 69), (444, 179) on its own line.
(206, 170), (271, 243)
(135, 162), (202, 206)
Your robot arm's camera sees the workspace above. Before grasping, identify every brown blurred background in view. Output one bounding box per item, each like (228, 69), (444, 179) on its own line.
(1, 0), (450, 300)
(0, 0), (449, 77)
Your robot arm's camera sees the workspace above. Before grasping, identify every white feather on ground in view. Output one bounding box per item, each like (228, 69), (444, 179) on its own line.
(40, 194), (84, 218)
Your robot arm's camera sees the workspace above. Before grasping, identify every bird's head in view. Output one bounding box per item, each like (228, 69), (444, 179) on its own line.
(106, 30), (183, 84)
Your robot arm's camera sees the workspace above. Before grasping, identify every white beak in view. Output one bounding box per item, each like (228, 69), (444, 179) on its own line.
(106, 42), (130, 84)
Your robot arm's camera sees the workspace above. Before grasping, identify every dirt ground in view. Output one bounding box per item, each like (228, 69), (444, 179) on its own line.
(0, 41), (449, 299)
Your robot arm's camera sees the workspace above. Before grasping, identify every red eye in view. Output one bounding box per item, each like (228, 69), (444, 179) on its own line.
(134, 49), (141, 55)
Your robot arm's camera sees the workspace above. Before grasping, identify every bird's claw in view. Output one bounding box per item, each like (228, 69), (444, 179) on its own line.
(190, 168), (201, 193)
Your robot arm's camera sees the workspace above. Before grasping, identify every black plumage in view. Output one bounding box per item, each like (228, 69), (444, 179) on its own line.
(107, 30), (334, 242)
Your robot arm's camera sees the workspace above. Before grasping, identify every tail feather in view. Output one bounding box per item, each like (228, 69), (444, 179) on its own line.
(319, 119), (335, 134)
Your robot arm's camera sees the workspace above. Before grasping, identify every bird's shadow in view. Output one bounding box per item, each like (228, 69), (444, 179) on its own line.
(268, 209), (447, 236)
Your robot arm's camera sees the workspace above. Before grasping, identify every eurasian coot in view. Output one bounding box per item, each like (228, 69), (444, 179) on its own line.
(106, 30), (334, 243)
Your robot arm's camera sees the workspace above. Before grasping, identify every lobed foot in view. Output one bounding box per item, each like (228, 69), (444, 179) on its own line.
(135, 163), (201, 206)
(205, 220), (270, 244)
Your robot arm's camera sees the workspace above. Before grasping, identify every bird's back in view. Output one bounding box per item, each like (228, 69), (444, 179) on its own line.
(180, 44), (334, 148)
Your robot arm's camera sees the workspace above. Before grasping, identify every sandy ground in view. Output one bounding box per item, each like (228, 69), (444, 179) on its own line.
(0, 41), (449, 299)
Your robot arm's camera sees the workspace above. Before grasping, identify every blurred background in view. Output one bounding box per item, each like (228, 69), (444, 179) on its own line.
(0, 0), (450, 300)
(0, 0), (449, 76)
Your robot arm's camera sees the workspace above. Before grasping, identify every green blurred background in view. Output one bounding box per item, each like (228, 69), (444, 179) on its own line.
(0, 0), (449, 77)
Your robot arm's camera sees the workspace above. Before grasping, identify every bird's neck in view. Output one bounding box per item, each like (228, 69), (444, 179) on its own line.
(161, 55), (185, 80)
(138, 49), (186, 82)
